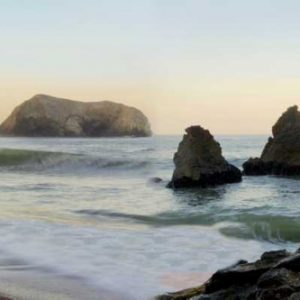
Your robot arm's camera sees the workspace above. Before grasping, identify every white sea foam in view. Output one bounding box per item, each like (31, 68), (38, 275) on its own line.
(0, 220), (283, 299)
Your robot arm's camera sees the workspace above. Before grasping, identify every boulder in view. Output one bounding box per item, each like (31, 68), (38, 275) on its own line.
(156, 249), (300, 300)
(168, 126), (242, 188)
(243, 106), (300, 176)
(0, 94), (152, 137)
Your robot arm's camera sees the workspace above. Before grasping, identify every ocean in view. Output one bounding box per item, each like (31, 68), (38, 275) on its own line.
(0, 135), (298, 299)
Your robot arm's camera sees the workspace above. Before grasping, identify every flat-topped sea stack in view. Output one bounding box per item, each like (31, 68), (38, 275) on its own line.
(0, 94), (152, 137)
(168, 126), (242, 188)
(243, 105), (300, 176)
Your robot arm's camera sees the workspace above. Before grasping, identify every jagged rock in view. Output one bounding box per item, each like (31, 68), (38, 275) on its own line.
(168, 126), (242, 188)
(156, 249), (300, 300)
(0, 94), (152, 137)
(243, 106), (300, 176)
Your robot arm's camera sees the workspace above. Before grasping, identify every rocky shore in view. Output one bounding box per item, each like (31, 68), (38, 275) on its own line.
(157, 248), (300, 300)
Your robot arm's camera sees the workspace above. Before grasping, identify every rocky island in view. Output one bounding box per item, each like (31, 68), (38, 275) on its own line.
(0, 94), (152, 137)
(243, 106), (300, 176)
(168, 126), (242, 188)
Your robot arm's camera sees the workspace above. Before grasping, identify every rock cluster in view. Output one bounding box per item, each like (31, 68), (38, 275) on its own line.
(157, 248), (300, 300)
(168, 126), (242, 188)
(0, 94), (152, 137)
(243, 106), (300, 176)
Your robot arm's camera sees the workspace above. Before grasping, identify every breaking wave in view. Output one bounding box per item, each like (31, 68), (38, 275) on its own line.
(0, 148), (151, 172)
(75, 209), (300, 243)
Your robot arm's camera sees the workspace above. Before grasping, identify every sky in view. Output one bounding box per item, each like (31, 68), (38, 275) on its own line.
(1, 0), (300, 135)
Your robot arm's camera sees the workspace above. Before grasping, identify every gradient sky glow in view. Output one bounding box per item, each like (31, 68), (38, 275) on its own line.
(1, 0), (300, 134)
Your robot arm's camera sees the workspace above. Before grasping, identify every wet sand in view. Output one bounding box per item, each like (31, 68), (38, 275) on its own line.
(0, 268), (129, 300)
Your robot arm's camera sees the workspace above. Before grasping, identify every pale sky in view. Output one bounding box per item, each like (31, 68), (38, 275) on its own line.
(1, 0), (300, 135)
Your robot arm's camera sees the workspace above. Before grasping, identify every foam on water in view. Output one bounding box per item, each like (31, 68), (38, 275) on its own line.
(0, 220), (290, 299)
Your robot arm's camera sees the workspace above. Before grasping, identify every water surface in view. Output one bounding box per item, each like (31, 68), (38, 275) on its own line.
(0, 135), (298, 299)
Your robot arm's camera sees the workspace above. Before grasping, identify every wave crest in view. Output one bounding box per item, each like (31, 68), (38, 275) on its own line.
(0, 148), (150, 172)
(75, 209), (300, 243)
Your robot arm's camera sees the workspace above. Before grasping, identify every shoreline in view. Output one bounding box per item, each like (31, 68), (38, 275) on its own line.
(0, 267), (130, 300)
(157, 248), (300, 300)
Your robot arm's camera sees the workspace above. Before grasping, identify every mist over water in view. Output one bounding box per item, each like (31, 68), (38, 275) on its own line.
(0, 136), (299, 299)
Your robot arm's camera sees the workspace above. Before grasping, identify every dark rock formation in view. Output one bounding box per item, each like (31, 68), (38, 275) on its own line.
(156, 248), (300, 300)
(168, 126), (242, 188)
(243, 106), (300, 176)
(150, 177), (163, 183)
(0, 94), (152, 137)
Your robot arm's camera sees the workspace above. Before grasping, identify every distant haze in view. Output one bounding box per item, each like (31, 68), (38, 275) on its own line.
(1, 0), (300, 135)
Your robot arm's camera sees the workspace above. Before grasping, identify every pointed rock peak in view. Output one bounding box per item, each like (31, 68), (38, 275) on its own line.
(185, 125), (212, 140)
(243, 105), (300, 176)
(168, 125), (242, 188)
(287, 105), (298, 112)
(279, 105), (300, 120)
(272, 105), (300, 137)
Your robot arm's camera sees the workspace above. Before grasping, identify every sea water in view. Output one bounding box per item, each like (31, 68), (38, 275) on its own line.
(0, 136), (298, 299)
